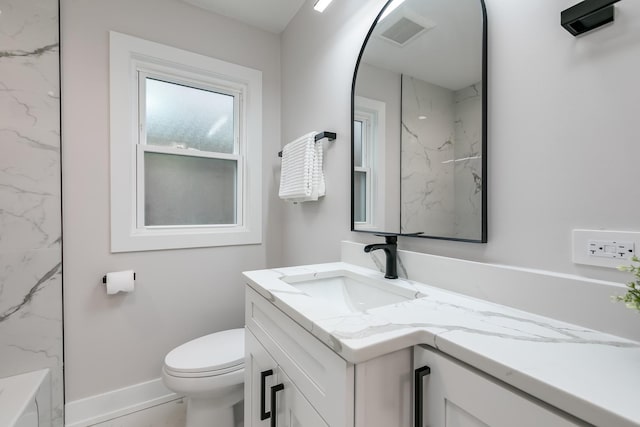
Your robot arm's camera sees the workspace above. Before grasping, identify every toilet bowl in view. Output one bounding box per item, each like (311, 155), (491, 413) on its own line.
(162, 328), (245, 427)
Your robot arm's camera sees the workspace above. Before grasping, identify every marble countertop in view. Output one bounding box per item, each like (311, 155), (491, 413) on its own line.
(243, 262), (640, 427)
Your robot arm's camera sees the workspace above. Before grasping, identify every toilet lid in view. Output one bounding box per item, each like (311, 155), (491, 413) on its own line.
(164, 328), (245, 374)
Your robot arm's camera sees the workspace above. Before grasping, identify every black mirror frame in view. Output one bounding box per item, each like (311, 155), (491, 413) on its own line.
(350, 0), (488, 243)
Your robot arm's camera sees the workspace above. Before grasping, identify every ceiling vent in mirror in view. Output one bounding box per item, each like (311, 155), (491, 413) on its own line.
(379, 16), (434, 47)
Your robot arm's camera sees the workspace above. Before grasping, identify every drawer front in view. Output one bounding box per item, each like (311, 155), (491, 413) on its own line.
(246, 286), (354, 427)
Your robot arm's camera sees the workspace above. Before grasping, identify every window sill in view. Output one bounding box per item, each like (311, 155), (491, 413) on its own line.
(111, 225), (261, 252)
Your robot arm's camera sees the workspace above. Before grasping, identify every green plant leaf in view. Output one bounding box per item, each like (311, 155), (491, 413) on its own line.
(615, 257), (640, 313)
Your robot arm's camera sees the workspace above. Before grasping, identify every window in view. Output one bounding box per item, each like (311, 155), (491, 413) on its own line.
(353, 116), (371, 224)
(354, 96), (386, 231)
(109, 32), (262, 252)
(139, 76), (239, 227)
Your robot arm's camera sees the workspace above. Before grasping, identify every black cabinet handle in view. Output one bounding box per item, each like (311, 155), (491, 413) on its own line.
(414, 365), (431, 427)
(260, 369), (274, 420)
(270, 383), (285, 427)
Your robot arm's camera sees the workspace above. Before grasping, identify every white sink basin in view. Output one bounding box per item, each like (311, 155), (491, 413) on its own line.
(281, 270), (424, 313)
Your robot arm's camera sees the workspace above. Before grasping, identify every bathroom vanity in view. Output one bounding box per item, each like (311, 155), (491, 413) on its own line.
(243, 262), (640, 427)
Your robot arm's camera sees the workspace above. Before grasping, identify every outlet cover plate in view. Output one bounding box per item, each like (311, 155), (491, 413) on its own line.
(573, 229), (640, 268)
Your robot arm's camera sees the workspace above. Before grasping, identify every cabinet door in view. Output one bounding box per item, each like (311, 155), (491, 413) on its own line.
(280, 369), (329, 427)
(413, 346), (584, 427)
(246, 329), (328, 427)
(246, 329), (279, 427)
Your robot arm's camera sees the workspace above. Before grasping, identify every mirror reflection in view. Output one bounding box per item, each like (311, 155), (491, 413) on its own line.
(352, 0), (487, 242)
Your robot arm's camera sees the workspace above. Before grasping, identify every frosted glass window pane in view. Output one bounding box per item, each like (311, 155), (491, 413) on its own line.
(354, 120), (363, 167)
(145, 78), (235, 154)
(354, 171), (366, 222)
(144, 152), (237, 226)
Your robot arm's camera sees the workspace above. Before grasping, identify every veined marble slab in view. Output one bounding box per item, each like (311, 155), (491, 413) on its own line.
(0, 0), (63, 425)
(243, 262), (640, 427)
(401, 76), (482, 240)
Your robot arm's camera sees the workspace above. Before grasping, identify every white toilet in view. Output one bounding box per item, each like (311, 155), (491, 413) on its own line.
(162, 328), (245, 427)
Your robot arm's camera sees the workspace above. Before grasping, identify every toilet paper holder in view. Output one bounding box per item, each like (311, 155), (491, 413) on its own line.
(102, 272), (136, 284)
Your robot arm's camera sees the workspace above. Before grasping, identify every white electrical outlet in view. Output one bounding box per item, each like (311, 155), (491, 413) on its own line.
(587, 240), (635, 259)
(573, 230), (640, 268)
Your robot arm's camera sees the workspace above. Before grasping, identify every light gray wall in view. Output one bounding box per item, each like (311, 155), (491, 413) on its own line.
(281, 0), (389, 264)
(281, 0), (640, 284)
(61, 0), (282, 400)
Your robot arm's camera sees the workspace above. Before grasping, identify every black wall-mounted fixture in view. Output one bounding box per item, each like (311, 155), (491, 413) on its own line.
(561, 0), (622, 36)
(278, 131), (336, 157)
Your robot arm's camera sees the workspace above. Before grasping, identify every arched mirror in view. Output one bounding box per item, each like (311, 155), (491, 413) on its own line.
(351, 0), (487, 242)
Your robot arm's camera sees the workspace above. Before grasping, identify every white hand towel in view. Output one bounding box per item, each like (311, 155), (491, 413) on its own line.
(279, 132), (318, 202)
(314, 142), (325, 198)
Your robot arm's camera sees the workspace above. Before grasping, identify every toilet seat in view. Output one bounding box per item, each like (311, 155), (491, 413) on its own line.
(164, 328), (244, 378)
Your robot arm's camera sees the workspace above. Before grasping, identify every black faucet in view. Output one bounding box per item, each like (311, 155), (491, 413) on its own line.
(364, 234), (398, 279)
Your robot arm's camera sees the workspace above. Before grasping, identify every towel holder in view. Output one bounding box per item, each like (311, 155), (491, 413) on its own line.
(278, 131), (336, 157)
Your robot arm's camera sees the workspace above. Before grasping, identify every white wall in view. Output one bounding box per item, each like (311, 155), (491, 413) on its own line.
(281, 0), (389, 264)
(61, 0), (282, 400)
(281, 0), (640, 285)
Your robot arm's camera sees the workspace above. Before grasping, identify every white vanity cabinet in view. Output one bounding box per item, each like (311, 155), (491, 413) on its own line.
(245, 287), (354, 427)
(244, 263), (637, 427)
(245, 286), (414, 427)
(245, 329), (328, 427)
(245, 284), (590, 427)
(413, 345), (585, 427)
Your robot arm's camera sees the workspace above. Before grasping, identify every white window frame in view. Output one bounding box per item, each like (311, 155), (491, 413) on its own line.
(135, 72), (242, 229)
(354, 96), (386, 231)
(109, 31), (262, 252)
(353, 115), (373, 225)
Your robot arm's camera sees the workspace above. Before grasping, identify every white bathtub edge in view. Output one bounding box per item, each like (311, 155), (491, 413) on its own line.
(0, 369), (50, 427)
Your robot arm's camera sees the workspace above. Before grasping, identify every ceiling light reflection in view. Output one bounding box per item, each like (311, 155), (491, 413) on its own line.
(380, 0), (406, 21)
(314, 0), (333, 13)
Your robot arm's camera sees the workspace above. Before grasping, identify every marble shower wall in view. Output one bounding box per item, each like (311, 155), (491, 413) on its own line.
(401, 76), (482, 240)
(453, 83), (482, 240)
(0, 0), (63, 425)
(401, 76), (455, 236)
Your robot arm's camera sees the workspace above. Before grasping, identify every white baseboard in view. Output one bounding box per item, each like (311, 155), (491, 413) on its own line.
(64, 378), (181, 427)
